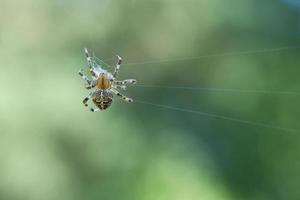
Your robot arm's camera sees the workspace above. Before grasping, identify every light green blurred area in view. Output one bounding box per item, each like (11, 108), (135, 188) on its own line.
(0, 0), (299, 200)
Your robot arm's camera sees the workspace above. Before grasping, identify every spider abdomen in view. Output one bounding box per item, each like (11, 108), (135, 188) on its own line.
(92, 90), (113, 110)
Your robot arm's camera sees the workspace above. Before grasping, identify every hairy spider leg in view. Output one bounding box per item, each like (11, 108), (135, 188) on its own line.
(113, 55), (122, 78)
(85, 83), (96, 90)
(82, 92), (100, 111)
(78, 69), (96, 90)
(114, 85), (127, 90)
(111, 88), (133, 103)
(84, 48), (97, 78)
(90, 108), (100, 112)
(78, 69), (92, 84)
(82, 92), (94, 107)
(115, 79), (137, 85)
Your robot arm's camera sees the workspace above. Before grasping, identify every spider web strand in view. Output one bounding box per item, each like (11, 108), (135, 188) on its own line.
(123, 45), (300, 66)
(92, 53), (112, 68)
(134, 84), (300, 96)
(134, 99), (299, 134)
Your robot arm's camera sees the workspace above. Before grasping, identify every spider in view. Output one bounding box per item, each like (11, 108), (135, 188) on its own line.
(78, 48), (136, 112)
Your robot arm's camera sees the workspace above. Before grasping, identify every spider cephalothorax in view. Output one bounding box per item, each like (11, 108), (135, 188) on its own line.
(96, 73), (112, 90)
(78, 48), (136, 112)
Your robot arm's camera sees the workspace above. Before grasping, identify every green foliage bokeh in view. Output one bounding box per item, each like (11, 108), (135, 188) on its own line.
(0, 0), (299, 200)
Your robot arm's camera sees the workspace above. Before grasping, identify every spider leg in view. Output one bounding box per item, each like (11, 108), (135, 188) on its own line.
(115, 79), (137, 85)
(78, 69), (96, 90)
(85, 83), (96, 90)
(111, 89), (133, 103)
(90, 108), (100, 112)
(113, 55), (122, 78)
(84, 48), (97, 78)
(82, 92), (94, 107)
(82, 92), (101, 112)
(114, 85), (127, 90)
(78, 69), (92, 84)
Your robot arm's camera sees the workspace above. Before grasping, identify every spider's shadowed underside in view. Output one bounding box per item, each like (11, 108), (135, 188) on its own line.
(78, 48), (137, 112)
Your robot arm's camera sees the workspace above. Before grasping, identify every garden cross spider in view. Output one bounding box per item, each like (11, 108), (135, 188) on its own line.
(78, 48), (136, 112)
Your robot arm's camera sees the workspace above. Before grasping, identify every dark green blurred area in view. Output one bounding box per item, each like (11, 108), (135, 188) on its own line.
(0, 0), (300, 199)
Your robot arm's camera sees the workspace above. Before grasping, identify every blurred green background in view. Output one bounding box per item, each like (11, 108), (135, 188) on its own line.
(0, 0), (300, 199)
